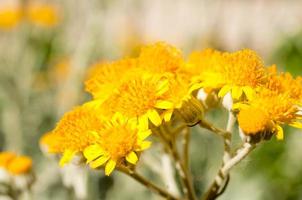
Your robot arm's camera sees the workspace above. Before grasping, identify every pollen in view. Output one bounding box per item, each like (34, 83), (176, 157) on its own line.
(266, 65), (302, 101)
(85, 58), (137, 100)
(251, 89), (298, 124)
(224, 49), (265, 87)
(83, 114), (151, 175)
(97, 75), (169, 127)
(50, 106), (102, 153)
(99, 123), (138, 161)
(138, 42), (184, 75)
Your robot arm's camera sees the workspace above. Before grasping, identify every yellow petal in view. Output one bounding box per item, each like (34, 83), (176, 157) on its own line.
(126, 152), (138, 164)
(147, 109), (162, 126)
(83, 145), (105, 163)
(231, 86), (243, 99)
(156, 79), (169, 96)
(138, 141), (152, 151)
(90, 155), (110, 169)
(138, 115), (149, 130)
(189, 83), (203, 94)
(88, 131), (100, 139)
(105, 160), (116, 176)
(154, 100), (174, 109)
(83, 99), (103, 109)
(138, 129), (152, 140)
(59, 150), (76, 166)
(289, 121), (302, 129)
(242, 86), (255, 100)
(112, 112), (125, 125)
(218, 85), (231, 98)
(232, 102), (249, 110)
(163, 110), (173, 122)
(276, 125), (284, 140)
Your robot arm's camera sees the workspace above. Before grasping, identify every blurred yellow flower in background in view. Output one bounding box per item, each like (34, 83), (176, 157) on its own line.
(0, 5), (22, 29)
(0, 2), (59, 30)
(0, 152), (32, 175)
(26, 2), (59, 27)
(7, 156), (32, 175)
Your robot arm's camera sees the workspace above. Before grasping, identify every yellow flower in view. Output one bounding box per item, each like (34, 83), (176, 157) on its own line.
(237, 107), (273, 135)
(187, 48), (225, 85)
(26, 3), (59, 27)
(87, 74), (170, 129)
(189, 49), (266, 100)
(266, 65), (302, 101)
(235, 89), (302, 140)
(160, 76), (203, 124)
(138, 42), (184, 76)
(0, 5), (22, 30)
(0, 152), (32, 175)
(0, 152), (16, 168)
(47, 106), (103, 166)
(85, 58), (137, 101)
(39, 132), (62, 154)
(217, 49), (266, 100)
(7, 156), (32, 175)
(83, 113), (151, 176)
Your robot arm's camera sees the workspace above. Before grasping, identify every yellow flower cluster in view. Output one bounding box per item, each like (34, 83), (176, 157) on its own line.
(41, 42), (302, 175)
(0, 152), (32, 175)
(188, 48), (302, 140)
(0, 2), (59, 30)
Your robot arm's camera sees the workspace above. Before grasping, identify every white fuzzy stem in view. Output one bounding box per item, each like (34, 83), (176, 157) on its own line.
(160, 153), (181, 197)
(221, 142), (255, 175)
(222, 112), (235, 164)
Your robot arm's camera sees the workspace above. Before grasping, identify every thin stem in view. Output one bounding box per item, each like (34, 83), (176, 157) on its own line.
(182, 127), (191, 171)
(118, 166), (179, 200)
(223, 112), (235, 163)
(198, 119), (229, 137)
(170, 140), (197, 200)
(201, 142), (255, 200)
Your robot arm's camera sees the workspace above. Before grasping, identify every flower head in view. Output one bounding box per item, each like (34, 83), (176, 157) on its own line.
(0, 152), (32, 175)
(187, 48), (225, 84)
(0, 152), (16, 168)
(138, 42), (184, 76)
(85, 58), (137, 101)
(266, 65), (302, 101)
(83, 113), (151, 175)
(189, 49), (266, 100)
(46, 106), (103, 166)
(236, 88), (302, 140)
(7, 156), (32, 175)
(218, 49), (266, 100)
(88, 74), (170, 129)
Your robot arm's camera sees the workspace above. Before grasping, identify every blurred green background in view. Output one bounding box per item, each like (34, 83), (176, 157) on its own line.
(0, 0), (302, 199)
